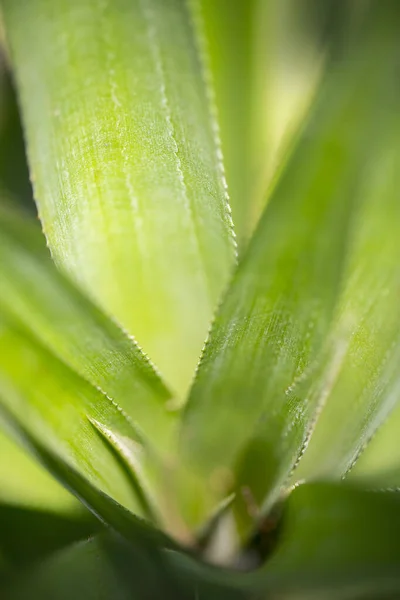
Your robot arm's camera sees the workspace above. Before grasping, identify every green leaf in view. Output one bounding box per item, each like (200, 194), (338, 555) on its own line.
(6, 485), (400, 599)
(247, 0), (336, 238)
(0, 224), (178, 526)
(0, 206), (189, 533)
(0, 425), (80, 512)
(347, 403), (400, 490)
(188, 0), (256, 244)
(179, 4), (400, 532)
(0, 63), (33, 209)
(192, 0), (336, 243)
(0, 408), (174, 549)
(168, 483), (400, 599)
(2, 0), (237, 395)
(2, 536), (157, 600)
(3, 533), (247, 600)
(0, 207), (174, 455)
(256, 483), (400, 599)
(0, 323), (153, 514)
(0, 503), (101, 574)
(293, 120), (400, 484)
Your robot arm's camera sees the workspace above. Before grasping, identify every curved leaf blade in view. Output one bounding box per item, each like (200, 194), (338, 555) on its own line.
(192, 0), (338, 243)
(179, 4), (400, 530)
(294, 120), (400, 483)
(2, 535), (164, 600)
(188, 0), (256, 244)
(0, 407), (174, 549)
(0, 503), (101, 575)
(2, 0), (236, 395)
(0, 425), (78, 512)
(254, 483), (400, 599)
(347, 404), (400, 489)
(0, 313), (166, 526)
(0, 207), (174, 455)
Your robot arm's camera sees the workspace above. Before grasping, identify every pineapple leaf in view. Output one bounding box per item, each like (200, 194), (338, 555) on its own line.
(347, 402), (400, 490)
(0, 426), (79, 513)
(247, 0), (337, 238)
(3, 535), (164, 600)
(3, 533), (247, 600)
(4, 484), (400, 599)
(188, 0), (256, 244)
(256, 482), (400, 599)
(0, 65), (33, 210)
(0, 503), (101, 575)
(193, 0), (335, 244)
(2, 0), (237, 396)
(0, 207), (174, 455)
(0, 209), (180, 530)
(0, 329), (160, 522)
(0, 407), (174, 549)
(294, 118), (400, 484)
(3, 537), (138, 600)
(179, 3), (400, 532)
(168, 482), (400, 599)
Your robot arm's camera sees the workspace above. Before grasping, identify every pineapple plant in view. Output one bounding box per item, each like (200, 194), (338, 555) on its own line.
(1, 0), (400, 597)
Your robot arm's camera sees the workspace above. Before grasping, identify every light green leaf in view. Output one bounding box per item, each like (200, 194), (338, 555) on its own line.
(0, 426), (78, 512)
(293, 122), (400, 484)
(248, 0), (334, 237)
(0, 408), (174, 549)
(0, 207), (174, 455)
(2, 0), (236, 395)
(347, 403), (400, 490)
(188, 0), (256, 244)
(179, 4), (400, 531)
(0, 322), (155, 518)
(0, 234), (177, 528)
(0, 205), (184, 531)
(192, 0), (335, 243)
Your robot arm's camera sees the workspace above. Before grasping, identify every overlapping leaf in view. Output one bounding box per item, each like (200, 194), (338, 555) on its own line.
(179, 4), (400, 532)
(0, 207), (174, 454)
(167, 483), (400, 599)
(256, 483), (400, 599)
(0, 321), (152, 514)
(0, 206), (188, 537)
(188, 0), (256, 243)
(192, 0), (337, 243)
(6, 484), (399, 599)
(0, 64), (33, 210)
(2, 533), (245, 600)
(0, 503), (101, 575)
(247, 0), (336, 237)
(294, 121), (400, 483)
(348, 404), (400, 490)
(0, 407), (175, 549)
(2, 0), (236, 395)
(0, 426), (78, 512)
(2, 536), (155, 600)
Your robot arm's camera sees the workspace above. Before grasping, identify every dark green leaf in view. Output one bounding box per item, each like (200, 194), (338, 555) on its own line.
(0, 503), (101, 573)
(256, 483), (400, 599)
